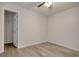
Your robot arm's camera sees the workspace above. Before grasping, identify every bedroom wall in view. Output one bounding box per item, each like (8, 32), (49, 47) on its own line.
(48, 7), (79, 51)
(18, 8), (47, 48)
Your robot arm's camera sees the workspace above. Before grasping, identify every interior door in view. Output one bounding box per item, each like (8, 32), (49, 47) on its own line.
(13, 13), (18, 47)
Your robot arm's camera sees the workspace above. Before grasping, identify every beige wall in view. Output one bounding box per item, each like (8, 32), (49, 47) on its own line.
(18, 8), (47, 48)
(48, 7), (79, 51)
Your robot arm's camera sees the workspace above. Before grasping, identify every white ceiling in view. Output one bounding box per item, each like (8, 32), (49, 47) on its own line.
(14, 2), (38, 9)
(5, 2), (79, 16)
(33, 2), (79, 16)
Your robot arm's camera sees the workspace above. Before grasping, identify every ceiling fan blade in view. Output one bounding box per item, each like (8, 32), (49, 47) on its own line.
(37, 2), (45, 7)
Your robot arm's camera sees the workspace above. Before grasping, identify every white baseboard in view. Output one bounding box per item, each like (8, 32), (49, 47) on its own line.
(47, 40), (79, 52)
(4, 42), (13, 44)
(18, 41), (47, 48)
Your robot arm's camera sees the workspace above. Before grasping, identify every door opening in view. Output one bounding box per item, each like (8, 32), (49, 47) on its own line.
(4, 10), (18, 50)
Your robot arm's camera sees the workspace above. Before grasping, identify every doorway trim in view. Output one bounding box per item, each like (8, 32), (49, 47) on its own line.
(2, 8), (18, 52)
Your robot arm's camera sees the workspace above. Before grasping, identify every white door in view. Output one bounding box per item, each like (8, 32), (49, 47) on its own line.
(13, 13), (18, 47)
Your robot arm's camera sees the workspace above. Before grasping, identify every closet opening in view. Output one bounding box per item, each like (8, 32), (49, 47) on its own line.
(4, 10), (18, 51)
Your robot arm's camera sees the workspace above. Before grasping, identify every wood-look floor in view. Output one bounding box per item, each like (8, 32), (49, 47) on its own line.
(0, 42), (79, 57)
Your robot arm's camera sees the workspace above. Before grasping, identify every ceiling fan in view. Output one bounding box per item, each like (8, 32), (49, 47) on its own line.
(37, 2), (53, 8)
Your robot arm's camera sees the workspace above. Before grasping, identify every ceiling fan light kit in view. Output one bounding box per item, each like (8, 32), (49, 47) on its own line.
(37, 2), (52, 8)
(44, 2), (52, 8)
